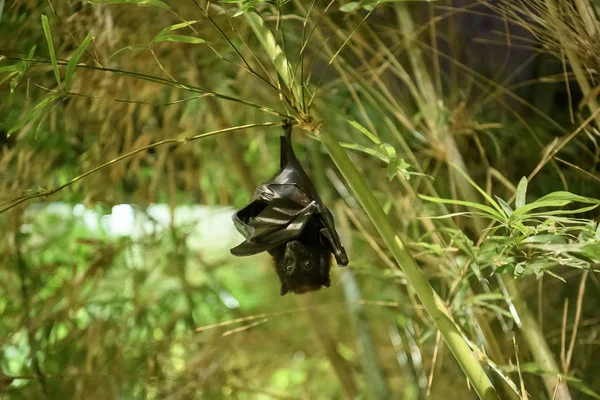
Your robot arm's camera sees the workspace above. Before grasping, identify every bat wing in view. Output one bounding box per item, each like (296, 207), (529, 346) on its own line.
(230, 183), (318, 256)
(316, 207), (349, 266)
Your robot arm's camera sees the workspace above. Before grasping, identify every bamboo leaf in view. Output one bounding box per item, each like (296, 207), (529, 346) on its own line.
(515, 176), (527, 209)
(495, 196), (513, 217)
(581, 242), (600, 261)
(41, 15), (61, 88)
(510, 191), (600, 221)
(233, 0), (264, 17)
(451, 164), (506, 217)
(8, 93), (62, 135)
(0, 65), (18, 73)
(65, 32), (93, 91)
(522, 235), (567, 244)
(151, 20), (203, 44)
(340, 142), (387, 162)
(341, 0), (437, 12)
(348, 120), (380, 144)
(525, 204), (599, 218)
(88, 0), (170, 10)
(109, 45), (148, 60)
(153, 34), (206, 44)
(419, 194), (506, 222)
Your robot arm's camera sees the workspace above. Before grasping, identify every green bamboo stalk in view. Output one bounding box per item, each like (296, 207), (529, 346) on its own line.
(243, 9), (500, 400)
(318, 128), (499, 400)
(244, 11), (304, 112)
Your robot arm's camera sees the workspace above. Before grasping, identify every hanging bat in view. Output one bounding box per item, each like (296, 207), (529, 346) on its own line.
(230, 122), (348, 295)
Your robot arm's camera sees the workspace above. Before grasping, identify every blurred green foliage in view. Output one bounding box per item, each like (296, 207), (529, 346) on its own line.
(1, 0), (600, 399)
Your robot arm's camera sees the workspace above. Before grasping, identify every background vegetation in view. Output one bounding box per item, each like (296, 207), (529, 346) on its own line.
(1, 0), (599, 399)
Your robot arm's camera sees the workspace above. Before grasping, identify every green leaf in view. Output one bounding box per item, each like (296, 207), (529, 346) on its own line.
(65, 32), (93, 91)
(340, 2), (360, 12)
(379, 142), (396, 159)
(341, 0), (437, 12)
(502, 364), (600, 399)
(41, 15), (61, 88)
(0, 65), (18, 74)
(451, 164), (506, 217)
(233, 0), (263, 17)
(340, 142), (387, 162)
(348, 120), (380, 144)
(495, 196), (513, 217)
(3, 46), (36, 92)
(513, 263), (526, 279)
(27, 45), (37, 61)
(522, 235), (567, 244)
(525, 204), (599, 218)
(494, 264), (514, 275)
(1, 72), (16, 86)
(515, 176), (527, 208)
(466, 292), (505, 303)
(1, 72), (18, 87)
(8, 92), (62, 135)
(386, 160), (397, 181)
(511, 191), (600, 222)
(109, 45), (148, 60)
(419, 194), (506, 222)
(153, 34), (206, 44)
(88, 0), (170, 10)
(388, 157), (410, 181)
(581, 242), (600, 261)
(422, 211), (499, 221)
(152, 20), (199, 43)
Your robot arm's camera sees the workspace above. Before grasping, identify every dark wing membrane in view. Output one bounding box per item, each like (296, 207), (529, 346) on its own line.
(316, 209), (348, 266)
(230, 184), (319, 256)
(230, 236), (288, 256)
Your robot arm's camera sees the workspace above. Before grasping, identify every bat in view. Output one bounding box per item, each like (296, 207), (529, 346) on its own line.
(230, 122), (348, 295)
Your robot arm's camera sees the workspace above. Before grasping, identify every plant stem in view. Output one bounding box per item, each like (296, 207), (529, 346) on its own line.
(244, 10), (304, 112)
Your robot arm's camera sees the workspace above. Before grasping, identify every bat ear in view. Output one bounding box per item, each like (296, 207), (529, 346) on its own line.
(280, 283), (290, 296)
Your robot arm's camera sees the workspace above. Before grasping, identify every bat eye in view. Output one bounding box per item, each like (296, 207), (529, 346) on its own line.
(286, 264), (294, 273)
(302, 260), (311, 270)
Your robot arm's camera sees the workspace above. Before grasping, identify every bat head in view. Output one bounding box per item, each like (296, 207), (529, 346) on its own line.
(269, 237), (332, 296)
